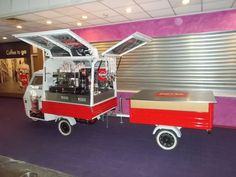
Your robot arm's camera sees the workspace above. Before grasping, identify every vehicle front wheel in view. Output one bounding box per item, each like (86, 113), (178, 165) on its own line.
(58, 119), (72, 136)
(156, 129), (178, 150)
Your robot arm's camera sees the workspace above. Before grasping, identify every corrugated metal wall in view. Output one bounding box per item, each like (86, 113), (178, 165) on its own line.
(93, 30), (236, 96)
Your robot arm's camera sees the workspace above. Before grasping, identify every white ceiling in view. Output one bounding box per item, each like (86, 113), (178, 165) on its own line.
(0, 0), (236, 43)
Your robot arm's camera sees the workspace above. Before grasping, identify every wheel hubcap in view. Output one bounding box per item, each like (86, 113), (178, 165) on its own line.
(61, 122), (69, 133)
(159, 132), (174, 148)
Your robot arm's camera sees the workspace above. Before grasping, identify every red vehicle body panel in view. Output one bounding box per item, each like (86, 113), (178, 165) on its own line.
(42, 98), (117, 120)
(129, 101), (214, 130)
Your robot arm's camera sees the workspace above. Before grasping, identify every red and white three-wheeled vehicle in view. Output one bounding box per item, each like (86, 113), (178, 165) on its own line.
(14, 29), (216, 150)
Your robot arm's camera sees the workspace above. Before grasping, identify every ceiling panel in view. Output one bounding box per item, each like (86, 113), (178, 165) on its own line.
(135, 0), (158, 3)
(54, 6), (85, 15)
(123, 11), (150, 20)
(169, 0), (201, 8)
(76, 2), (109, 11)
(53, 23), (74, 28)
(12, 0), (29, 12)
(115, 4), (145, 14)
(174, 4), (202, 15)
(17, 14), (46, 21)
(91, 9), (120, 18)
(0, 0), (11, 14)
(20, 21), (44, 27)
(86, 18), (109, 25)
(36, 19), (62, 25)
(34, 10), (63, 18)
(139, 0), (171, 11)
(148, 8), (175, 18)
(37, 25), (57, 31)
(101, 0), (135, 8)
(53, 16), (78, 23)
(49, 0), (70, 6)
(79, 13), (102, 20)
(67, 21), (91, 28)
(0, 20), (12, 26)
(105, 15), (129, 23)
(29, 0), (49, 9)
(0, 26), (15, 31)
(203, 0), (234, 11)
(203, 0), (233, 3)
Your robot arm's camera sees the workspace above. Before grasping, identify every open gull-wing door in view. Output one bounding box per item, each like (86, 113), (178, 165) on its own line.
(13, 29), (98, 58)
(102, 32), (152, 57)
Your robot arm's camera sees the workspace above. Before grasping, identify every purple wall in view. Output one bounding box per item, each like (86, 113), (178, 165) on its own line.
(73, 9), (236, 128)
(214, 97), (236, 128)
(73, 9), (236, 42)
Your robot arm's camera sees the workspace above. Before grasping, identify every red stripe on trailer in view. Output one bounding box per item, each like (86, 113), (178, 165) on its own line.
(130, 102), (214, 130)
(42, 98), (117, 120)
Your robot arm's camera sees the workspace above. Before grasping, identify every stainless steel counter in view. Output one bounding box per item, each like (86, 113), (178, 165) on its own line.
(131, 90), (216, 103)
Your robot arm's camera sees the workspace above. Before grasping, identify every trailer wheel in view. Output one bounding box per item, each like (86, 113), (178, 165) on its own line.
(156, 130), (178, 150)
(58, 119), (72, 136)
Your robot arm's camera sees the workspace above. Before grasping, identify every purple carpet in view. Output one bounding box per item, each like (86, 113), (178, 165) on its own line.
(0, 97), (236, 177)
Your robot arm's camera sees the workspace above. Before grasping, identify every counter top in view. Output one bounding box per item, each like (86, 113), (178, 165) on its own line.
(131, 90), (216, 103)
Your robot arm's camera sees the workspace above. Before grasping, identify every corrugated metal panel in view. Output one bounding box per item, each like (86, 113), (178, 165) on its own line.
(93, 31), (236, 96)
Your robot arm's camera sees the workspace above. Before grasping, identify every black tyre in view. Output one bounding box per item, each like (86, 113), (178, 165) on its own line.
(58, 119), (72, 136)
(156, 129), (178, 150)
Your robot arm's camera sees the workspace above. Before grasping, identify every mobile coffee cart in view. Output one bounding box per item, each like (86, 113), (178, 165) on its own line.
(14, 29), (216, 150)
(14, 29), (151, 136)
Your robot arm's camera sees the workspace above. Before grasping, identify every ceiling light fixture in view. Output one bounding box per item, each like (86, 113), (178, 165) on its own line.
(82, 15), (88, 19)
(77, 22), (82, 26)
(126, 7), (132, 13)
(182, 0), (190, 5)
(46, 20), (52, 25)
(2, 37), (7, 40)
(16, 25), (22, 29)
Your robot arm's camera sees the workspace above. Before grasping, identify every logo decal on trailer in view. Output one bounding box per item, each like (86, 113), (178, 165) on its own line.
(156, 91), (188, 98)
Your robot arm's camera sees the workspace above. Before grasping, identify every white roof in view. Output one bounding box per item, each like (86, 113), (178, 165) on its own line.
(102, 32), (152, 57)
(14, 29), (152, 59)
(13, 29), (97, 58)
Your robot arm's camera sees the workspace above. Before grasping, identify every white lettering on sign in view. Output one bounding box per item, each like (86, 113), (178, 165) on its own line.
(6, 49), (27, 56)
(78, 97), (86, 102)
(61, 96), (69, 100)
(6, 49), (16, 55)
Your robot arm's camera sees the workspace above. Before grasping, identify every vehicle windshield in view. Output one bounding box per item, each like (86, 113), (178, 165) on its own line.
(31, 75), (43, 86)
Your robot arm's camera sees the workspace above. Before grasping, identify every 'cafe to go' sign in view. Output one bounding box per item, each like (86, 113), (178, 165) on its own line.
(0, 42), (30, 59)
(6, 49), (27, 56)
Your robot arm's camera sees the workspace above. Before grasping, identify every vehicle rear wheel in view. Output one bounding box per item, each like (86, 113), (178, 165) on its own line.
(156, 129), (178, 150)
(58, 119), (72, 136)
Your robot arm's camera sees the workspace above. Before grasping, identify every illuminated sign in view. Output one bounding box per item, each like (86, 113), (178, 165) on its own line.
(0, 42), (30, 58)
(6, 49), (27, 56)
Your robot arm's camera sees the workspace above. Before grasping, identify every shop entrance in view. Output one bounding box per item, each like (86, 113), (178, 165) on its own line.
(0, 57), (30, 96)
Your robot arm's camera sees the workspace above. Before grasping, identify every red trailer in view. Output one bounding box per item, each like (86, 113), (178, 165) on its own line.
(129, 90), (216, 150)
